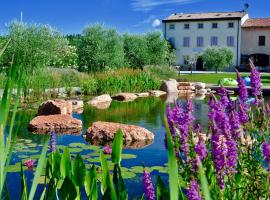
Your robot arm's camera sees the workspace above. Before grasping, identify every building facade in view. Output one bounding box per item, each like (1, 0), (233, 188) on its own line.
(163, 12), (248, 70)
(241, 18), (270, 71)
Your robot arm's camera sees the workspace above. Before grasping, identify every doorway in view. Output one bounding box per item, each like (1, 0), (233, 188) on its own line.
(196, 57), (204, 70)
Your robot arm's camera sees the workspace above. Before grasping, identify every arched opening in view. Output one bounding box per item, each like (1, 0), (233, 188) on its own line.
(196, 57), (204, 70)
(249, 54), (270, 67)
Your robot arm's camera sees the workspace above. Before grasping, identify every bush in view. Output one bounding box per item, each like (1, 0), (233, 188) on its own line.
(144, 65), (178, 80)
(2, 21), (70, 73)
(78, 25), (125, 72)
(202, 47), (233, 73)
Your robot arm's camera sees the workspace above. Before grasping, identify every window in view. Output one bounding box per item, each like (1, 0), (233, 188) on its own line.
(259, 36), (266, 46)
(197, 37), (204, 47)
(212, 23), (218, 29)
(168, 37), (175, 48)
(184, 24), (190, 29)
(211, 36), (218, 46)
(227, 36), (234, 47)
(169, 24), (175, 30)
(198, 23), (204, 29)
(228, 22), (234, 28)
(183, 37), (190, 47)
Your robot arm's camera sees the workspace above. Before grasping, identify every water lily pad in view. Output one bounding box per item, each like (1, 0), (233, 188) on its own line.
(150, 166), (168, 173)
(69, 148), (83, 153)
(87, 157), (100, 163)
(69, 143), (86, 148)
(129, 166), (152, 173)
(26, 144), (38, 148)
(121, 154), (137, 160)
(121, 171), (136, 179)
(5, 163), (27, 173)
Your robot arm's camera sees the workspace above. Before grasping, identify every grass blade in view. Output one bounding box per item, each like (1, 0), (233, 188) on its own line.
(198, 164), (212, 200)
(112, 129), (123, 165)
(164, 116), (179, 200)
(28, 138), (49, 200)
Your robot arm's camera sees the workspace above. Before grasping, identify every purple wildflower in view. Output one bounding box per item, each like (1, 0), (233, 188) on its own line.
(166, 106), (176, 137)
(49, 131), (57, 153)
(229, 110), (241, 140)
(262, 142), (270, 171)
(103, 146), (112, 155)
(265, 103), (270, 115)
(250, 62), (262, 98)
(218, 87), (230, 108)
(238, 100), (249, 124)
(143, 170), (155, 200)
(236, 70), (249, 102)
(187, 179), (202, 200)
(194, 140), (208, 161)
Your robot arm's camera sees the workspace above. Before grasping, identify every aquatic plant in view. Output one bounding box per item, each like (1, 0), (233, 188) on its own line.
(143, 170), (155, 200)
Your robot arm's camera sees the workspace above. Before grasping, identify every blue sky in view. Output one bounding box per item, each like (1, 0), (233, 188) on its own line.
(0, 0), (269, 35)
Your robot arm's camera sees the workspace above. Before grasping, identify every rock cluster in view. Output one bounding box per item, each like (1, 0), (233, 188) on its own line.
(85, 121), (154, 146)
(88, 94), (112, 109)
(29, 99), (83, 134)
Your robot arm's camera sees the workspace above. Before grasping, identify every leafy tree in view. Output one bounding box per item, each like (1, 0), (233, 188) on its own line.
(202, 47), (233, 73)
(145, 32), (169, 65)
(123, 34), (149, 69)
(2, 21), (69, 73)
(78, 25), (125, 72)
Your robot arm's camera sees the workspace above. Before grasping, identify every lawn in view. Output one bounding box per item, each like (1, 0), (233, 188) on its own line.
(180, 73), (270, 86)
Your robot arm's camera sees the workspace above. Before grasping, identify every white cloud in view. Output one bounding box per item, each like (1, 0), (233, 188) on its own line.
(133, 15), (156, 27)
(131, 0), (200, 11)
(152, 19), (161, 27)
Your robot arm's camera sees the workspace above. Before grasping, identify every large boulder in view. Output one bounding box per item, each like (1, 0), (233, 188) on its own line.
(112, 93), (137, 102)
(136, 92), (150, 98)
(160, 79), (178, 93)
(28, 114), (82, 134)
(68, 100), (84, 113)
(149, 90), (167, 97)
(192, 82), (206, 90)
(86, 122), (154, 144)
(88, 95), (112, 109)
(38, 99), (72, 116)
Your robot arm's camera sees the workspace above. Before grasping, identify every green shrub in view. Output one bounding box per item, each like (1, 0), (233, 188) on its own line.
(145, 65), (178, 80)
(80, 77), (97, 95)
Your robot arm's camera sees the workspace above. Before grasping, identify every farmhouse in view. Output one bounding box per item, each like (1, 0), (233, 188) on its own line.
(163, 9), (270, 71)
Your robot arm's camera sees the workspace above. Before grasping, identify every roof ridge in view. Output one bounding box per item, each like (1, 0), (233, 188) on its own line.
(173, 11), (245, 15)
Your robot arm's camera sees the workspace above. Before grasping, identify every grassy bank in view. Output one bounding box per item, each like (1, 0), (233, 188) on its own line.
(0, 67), (162, 96)
(180, 73), (270, 86)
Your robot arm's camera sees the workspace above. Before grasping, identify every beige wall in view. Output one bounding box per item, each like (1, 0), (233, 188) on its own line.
(241, 28), (270, 56)
(163, 19), (243, 68)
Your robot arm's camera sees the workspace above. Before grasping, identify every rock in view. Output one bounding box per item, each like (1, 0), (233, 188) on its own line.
(88, 95), (112, 109)
(112, 93), (137, 102)
(178, 90), (194, 94)
(38, 99), (72, 116)
(196, 89), (208, 95)
(28, 114), (82, 134)
(68, 100), (84, 114)
(86, 122), (154, 143)
(160, 79), (178, 93)
(149, 90), (167, 97)
(165, 93), (178, 104)
(192, 82), (206, 90)
(178, 82), (193, 86)
(136, 92), (150, 98)
(194, 94), (206, 100)
(178, 86), (195, 90)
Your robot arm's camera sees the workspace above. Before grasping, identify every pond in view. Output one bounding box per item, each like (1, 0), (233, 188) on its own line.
(5, 94), (210, 199)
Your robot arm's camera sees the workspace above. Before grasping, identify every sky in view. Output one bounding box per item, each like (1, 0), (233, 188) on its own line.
(0, 0), (270, 35)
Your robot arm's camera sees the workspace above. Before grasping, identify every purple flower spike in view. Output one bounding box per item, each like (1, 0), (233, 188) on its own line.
(250, 62), (262, 98)
(187, 179), (202, 200)
(238, 100), (249, 124)
(236, 70), (249, 103)
(262, 142), (270, 171)
(218, 87), (230, 108)
(143, 170), (155, 200)
(49, 131), (57, 153)
(229, 110), (241, 140)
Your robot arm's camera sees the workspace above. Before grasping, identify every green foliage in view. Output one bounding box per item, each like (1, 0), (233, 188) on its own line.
(2, 21), (70, 73)
(144, 65), (178, 80)
(202, 47), (234, 72)
(112, 129), (123, 165)
(78, 24), (125, 72)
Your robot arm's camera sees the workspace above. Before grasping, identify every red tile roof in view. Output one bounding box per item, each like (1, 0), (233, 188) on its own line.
(242, 18), (270, 28)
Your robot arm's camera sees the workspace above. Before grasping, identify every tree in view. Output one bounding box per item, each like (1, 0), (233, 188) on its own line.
(123, 34), (149, 69)
(202, 47), (233, 73)
(2, 21), (69, 73)
(78, 25), (125, 72)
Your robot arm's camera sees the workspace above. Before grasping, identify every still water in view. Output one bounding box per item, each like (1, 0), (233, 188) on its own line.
(6, 95), (210, 199)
